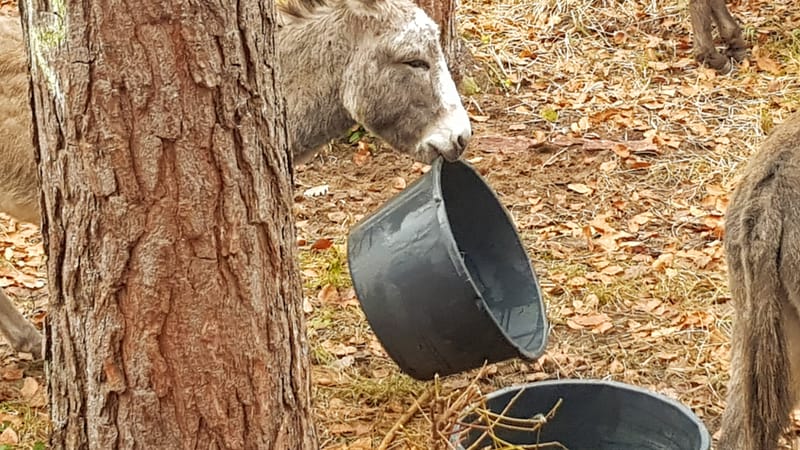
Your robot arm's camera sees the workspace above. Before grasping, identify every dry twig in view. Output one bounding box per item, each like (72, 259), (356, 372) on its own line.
(378, 389), (433, 450)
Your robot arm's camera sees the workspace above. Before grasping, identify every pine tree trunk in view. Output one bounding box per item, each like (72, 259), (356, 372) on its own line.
(17, 0), (317, 448)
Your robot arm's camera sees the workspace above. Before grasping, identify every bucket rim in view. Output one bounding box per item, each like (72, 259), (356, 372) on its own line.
(429, 158), (549, 360)
(449, 378), (711, 449)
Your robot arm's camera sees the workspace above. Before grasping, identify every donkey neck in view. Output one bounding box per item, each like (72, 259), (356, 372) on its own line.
(277, 13), (358, 163)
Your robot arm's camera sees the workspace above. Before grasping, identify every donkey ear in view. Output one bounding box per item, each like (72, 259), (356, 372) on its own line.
(343, 0), (385, 17)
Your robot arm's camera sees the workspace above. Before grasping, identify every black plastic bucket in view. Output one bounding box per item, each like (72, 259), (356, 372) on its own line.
(451, 380), (711, 450)
(347, 158), (548, 380)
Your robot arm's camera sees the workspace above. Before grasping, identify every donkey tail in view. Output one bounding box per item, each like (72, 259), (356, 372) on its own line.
(736, 209), (793, 450)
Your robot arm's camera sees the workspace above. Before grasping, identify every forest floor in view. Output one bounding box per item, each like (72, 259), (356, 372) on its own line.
(1, 0), (800, 448)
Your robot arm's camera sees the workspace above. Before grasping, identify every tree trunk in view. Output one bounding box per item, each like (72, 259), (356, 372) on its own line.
(17, 0), (317, 448)
(415, 0), (468, 83)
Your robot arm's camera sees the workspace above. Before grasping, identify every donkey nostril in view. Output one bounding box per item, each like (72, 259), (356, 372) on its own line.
(457, 134), (467, 150)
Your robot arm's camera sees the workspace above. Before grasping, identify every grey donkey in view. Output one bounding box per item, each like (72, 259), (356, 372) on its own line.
(718, 111), (800, 450)
(0, 0), (472, 356)
(279, 0), (472, 164)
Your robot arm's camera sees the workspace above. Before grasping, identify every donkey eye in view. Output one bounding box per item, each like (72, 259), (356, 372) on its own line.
(404, 59), (430, 70)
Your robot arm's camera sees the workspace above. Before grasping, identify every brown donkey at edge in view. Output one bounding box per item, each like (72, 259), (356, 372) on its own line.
(690, 0), (748, 72)
(0, 0), (472, 356)
(719, 111), (800, 450)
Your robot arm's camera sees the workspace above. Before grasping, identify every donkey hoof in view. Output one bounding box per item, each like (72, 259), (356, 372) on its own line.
(13, 333), (43, 359)
(697, 52), (732, 73)
(726, 46), (748, 63)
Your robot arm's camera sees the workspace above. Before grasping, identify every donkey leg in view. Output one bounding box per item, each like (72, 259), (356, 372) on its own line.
(718, 314), (751, 449)
(787, 308), (800, 408)
(719, 298), (796, 450)
(689, 0), (731, 72)
(0, 289), (42, 357)
(708, 0), (748, 62)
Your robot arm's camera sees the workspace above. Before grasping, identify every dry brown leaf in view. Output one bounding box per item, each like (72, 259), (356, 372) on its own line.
(570, 313), (611, 327)
(705, 184), (726, 196)
(328, 423), (357, 435)
(651, 327), (679, 338)
(324, 341), (358, 356)
(601, 265), (624, 276)
(0, 426), (18, 445)
(652, 253), (674, 271)
(318, 284), (341, 304)
(0, 413), (21, 429)
(567, 276), (588, 288)
(311, 238), (333, 250)
(411, 162), (431, 174)
(334, 355), (355, 369)
(339, 287), (360, 307)
(302, 298), (314, 314)
(655, 352), (679, 361)
(525, 371), (551, 382)
(639, 299), (664, 314)
(472, 134), (536, 153)
(391, 176), (407, 190)
(611, 144), (630, 158)
(327, 211), (347, 223)
(756, 53), (782, 75)
(19, 376), (39, 399)
(702, 214), (725, 239)
(346, 436), (373, 449)
(353, 151), (370, 167)
(353, 141), (372, 166)
(567, 183), (592, 195)
(591, 321), (614, 334)
(0, 367), (23, 381)
(600, 160), (617, 172)
(371, 368), (391, 378)
(595, 234), (619, 252)
(316, 376), (336, 387)
(625, 159), (652, 169)
(566, 319), (584, 330)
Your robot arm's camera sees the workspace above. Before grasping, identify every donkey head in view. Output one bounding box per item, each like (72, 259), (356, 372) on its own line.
(340, 0), (472, 163)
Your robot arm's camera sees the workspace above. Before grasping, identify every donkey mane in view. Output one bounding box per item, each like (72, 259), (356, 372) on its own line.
(278, 0), (392, 23)
(278, 0), (330, 21)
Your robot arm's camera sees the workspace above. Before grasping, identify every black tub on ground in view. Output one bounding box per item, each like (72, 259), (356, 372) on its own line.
(451, 379), (711, 450)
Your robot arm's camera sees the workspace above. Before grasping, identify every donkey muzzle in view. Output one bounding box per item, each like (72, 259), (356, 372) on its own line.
(418, 109), (472, 163)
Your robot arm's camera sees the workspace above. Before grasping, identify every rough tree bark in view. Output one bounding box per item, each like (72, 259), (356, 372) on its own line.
(415, 0), (468, 83)
(17, 0), (317, 448)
